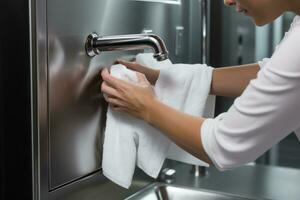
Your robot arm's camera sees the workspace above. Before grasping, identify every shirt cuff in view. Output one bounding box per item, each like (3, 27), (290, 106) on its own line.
(200, 115), (233, 171)
(201, 118), (224, 171)
(257, 58), (270, 69)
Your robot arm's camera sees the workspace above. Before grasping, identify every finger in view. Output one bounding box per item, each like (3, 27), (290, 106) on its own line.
(136, 72), (150, 85)
(101, 81), (123, 99)
(101, 68), (110, 79)
(112, 105), (133, 114)
(103, 94), (114, 99)
(112, 106), (128, 113)
(101, 68), (131, 90)
(110, 104), (122, 112)
(107, 97), (128, 107)
(103, 94), (112, 102)
(117, 60), (141, 70)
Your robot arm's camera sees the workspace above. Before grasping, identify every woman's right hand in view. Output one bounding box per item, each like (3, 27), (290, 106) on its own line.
(117, 59), (160, 85)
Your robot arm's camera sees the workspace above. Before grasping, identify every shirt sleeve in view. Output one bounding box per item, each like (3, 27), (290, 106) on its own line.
(258, 58), (270, 69)
(201, 25), (300, 171)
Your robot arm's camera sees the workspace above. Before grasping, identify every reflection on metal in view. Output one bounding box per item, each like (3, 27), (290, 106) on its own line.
(126, 183), (252, 200)
(175, 26), (184, 56)
(30, 0), (217, 199)
(191, 165), (208, 177)
(190, 0), (210, 178)
(133, 0), (181, 5)
(200, 0), (208, 64)
(159, 168), (176, 184)
(85, 33), (169, 61)
(33, 0), (185, 198)
(142, 29), (153, 34)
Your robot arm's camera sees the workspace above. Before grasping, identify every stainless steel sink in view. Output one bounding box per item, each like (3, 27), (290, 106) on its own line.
(125, 183), (254, 200)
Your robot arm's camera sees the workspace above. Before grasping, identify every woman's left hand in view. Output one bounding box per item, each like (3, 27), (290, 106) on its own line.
(101, 68), (156, 121)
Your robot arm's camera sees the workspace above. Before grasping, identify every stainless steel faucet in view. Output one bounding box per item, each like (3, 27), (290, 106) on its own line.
(85, 33), (169, 61)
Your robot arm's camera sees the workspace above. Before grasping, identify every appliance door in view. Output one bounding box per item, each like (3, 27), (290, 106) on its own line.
(46, 0), (184, 190)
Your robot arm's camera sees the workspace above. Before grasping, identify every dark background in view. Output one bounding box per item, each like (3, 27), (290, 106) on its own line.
(0, 1), (32, 199)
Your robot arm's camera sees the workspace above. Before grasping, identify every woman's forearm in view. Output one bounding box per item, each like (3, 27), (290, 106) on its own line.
(145, 98), (212, 164)
(119, 60), (260, 97)
(211, 63), (260, 97)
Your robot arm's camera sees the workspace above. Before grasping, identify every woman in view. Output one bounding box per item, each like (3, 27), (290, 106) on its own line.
(101, 0), (300, 170)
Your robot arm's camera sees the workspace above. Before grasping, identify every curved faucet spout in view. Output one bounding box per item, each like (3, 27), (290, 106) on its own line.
(85, 33), (169, 61)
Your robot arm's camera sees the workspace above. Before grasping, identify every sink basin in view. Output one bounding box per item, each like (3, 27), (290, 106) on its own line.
(125, 183), (255, 200)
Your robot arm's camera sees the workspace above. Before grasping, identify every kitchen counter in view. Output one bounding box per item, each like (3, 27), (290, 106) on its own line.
(162, 162), (300, 200)
(59, 162), (300, 200)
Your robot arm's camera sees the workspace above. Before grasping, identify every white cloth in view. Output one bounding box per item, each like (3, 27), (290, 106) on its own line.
(102, 55), (213, 188)
(136, 53), (215, 167)
(156, 64), (213, 167)
(102, 64), (170, 188)
(201, 15), (300, 171)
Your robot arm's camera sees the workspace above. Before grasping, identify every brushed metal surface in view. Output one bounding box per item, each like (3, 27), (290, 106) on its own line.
(173, 163), (300, 200)
(134, 0), (181, 4)
(127, 164), (300, 200)
(126, 183), (253, 200)
(32, 0), (208, 199)
(47, 0), (183, 190)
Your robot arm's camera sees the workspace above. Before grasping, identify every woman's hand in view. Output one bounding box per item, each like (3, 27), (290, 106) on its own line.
(117, 59), (160, 85)
(101, 68), (156, 121)
(101, 66), (212, 164)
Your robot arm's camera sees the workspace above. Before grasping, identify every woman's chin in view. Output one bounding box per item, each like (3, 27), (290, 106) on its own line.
(253, 14), (282, 27)
(253, 18), (269, 27)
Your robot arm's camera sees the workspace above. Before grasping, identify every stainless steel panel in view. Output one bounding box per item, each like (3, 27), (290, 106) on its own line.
(47, 0), (183, 189)
(135, 0), (181, 4)
(171, 163), (300, 200)
(126, 183), (253, 200)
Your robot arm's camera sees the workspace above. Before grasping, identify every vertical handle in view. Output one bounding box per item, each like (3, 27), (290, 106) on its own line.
(200, 0), (209, 64)
(191, 0), (210, 178)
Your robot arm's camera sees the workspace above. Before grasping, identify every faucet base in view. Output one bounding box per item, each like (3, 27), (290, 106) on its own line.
(85, 32), (100, 57)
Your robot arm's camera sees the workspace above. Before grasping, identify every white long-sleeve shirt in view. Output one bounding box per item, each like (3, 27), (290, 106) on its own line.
(201, 15), (300, 171)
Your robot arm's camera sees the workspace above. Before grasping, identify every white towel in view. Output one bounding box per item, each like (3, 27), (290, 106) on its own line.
(102, 54), (214, 188)
(137, 53), (213, 166)
(102, 64), (170, 188)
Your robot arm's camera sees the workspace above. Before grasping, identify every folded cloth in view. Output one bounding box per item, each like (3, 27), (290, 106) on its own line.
(102, 54), (214, 188)
(102, 64), (170, 188)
